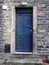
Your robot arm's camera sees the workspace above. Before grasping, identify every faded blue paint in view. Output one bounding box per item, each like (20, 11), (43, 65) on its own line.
(15, 8), (33, 52)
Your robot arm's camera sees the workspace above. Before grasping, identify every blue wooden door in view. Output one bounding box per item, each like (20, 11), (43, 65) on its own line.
(15, 8), (33, 52)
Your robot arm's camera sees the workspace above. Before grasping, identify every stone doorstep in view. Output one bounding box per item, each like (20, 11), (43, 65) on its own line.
(6, 59), (43, 63)
(0, 60), (5, 64)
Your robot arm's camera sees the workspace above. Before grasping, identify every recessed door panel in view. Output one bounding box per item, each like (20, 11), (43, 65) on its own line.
(15, 8), (33, 52)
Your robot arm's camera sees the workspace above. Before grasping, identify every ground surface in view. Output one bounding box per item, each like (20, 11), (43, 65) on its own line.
(6, 63), (42, 65)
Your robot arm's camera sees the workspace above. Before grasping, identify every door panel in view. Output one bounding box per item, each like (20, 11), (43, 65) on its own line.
(16, 14), (23, 34)
(16, 14), (24, 51)
(24, 14), (32, 28)
(15, 8), (33, 52)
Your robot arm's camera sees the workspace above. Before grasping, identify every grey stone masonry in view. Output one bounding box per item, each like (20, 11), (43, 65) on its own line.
(0, 0), (11, 53)
(0, 0), (49, 56)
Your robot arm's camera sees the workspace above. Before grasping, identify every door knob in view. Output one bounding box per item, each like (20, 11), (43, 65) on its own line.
(30, 30), (32, 32)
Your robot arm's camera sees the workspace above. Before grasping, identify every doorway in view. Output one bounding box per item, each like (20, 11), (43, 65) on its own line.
(15, 7), (33, 52)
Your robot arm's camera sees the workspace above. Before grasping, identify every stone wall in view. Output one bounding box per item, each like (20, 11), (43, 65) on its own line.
(0, 0), (11, 53)
(0, 0), (49, 59)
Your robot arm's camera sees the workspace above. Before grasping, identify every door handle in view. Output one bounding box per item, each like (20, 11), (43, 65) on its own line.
(30, 29), (32, 32)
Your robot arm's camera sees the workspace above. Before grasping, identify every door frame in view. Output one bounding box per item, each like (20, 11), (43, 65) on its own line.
(11, 6), (37, 54)
(15, 7), (33, 52)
